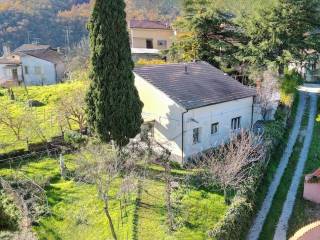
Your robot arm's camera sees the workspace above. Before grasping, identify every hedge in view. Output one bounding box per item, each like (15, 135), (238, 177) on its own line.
(210, 92), (299, 240)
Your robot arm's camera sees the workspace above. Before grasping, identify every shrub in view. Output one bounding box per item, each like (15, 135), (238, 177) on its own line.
(64, 131), (87, 146)
(209, 89), (299, 240)
(0, 190), (21, 231)
(27, 99), (45, 107)
(136, 59), (166, 66)
(209, 196), (253, 240)
(280, 70), (303, 95)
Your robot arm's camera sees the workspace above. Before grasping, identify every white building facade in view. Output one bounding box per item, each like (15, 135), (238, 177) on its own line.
(0, 44), (65, 86)
(21, 55), (59, 85)
(134, 61), (258, 163)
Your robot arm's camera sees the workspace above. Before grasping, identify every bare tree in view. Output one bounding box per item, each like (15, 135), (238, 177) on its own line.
(76, 143), (137, 240)
(0, 102), (26, 141)
(158, 149), (175, 231)
(56, 88), (87, 133)
(256, 70), (279, 121)
(66, 37), (90, 75)
(203, 131), (267, 204)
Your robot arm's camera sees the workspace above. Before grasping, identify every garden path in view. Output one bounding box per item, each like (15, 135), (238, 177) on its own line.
(247, 92), (307, 240)
(273, 93), (318, 240)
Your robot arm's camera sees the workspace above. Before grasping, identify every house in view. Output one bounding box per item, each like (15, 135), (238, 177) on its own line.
(134, 61), (258, 163)
(0, 43), (65, 86)
(129, 19), (175, 51)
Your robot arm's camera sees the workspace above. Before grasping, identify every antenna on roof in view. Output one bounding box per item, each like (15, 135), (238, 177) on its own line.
(184, 63), (188, 74)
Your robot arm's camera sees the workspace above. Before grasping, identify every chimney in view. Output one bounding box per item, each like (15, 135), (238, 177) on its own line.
(2, 44), (11, 57)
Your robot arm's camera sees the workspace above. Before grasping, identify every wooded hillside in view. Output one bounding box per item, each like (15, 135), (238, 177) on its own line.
(0, 0), (182, 53)
(0, 0), (275, 54)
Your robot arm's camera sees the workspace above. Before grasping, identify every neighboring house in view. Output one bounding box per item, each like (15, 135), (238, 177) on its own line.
(129, 19), (175, 51)
(289, 60), (320, 83)
(134, 61), (258, 163)
(131, 48), (161, 62)
(0, 43), (65, 86)
(0, 55), (23, 87)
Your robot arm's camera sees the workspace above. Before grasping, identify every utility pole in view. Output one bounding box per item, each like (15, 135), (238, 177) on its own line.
(64, 26), (72, 53)
(27, 31), (31, 43)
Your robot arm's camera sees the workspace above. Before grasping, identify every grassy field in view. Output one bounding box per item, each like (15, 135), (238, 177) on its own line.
(288, 98), (320, 238)
(0, 81), (87, 154)
(0, 154), (136, 240)
(258, 97), (310, 240)
(0, 153), (228, 240)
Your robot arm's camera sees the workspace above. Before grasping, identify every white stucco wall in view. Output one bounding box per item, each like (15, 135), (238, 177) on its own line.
(183, 97), (254, 159)
(130, 28), (174, 50)
(135, 73), (256, 163)
(21, 55), (57, 86)
(134, 73), (185, 161)
(0, 64), (23, 84)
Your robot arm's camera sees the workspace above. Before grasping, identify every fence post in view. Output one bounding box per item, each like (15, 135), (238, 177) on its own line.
(26, 138), (29, 151)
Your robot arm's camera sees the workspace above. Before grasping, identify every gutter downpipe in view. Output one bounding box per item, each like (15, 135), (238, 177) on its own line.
(251, 96), (255, 129)
(182, 110), (188, 165)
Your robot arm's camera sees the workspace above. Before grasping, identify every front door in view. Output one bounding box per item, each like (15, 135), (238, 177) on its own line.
(11, 68), (18, 81)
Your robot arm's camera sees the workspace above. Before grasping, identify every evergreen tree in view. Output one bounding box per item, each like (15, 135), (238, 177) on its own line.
(168, 1), (245, 72)
(86, 0), (143, 147)
(238, 0), (320, 73)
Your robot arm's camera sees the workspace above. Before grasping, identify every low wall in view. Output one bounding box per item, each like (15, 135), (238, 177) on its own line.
(290, 221), (320, 240)
(303, 182), (320, 203)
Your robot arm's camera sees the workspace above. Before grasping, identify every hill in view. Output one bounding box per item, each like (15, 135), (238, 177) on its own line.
(0, 0), (181, 54)
(0, 0), (276, 54)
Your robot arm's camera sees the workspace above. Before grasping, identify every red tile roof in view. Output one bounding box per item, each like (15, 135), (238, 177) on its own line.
(130, 20), (171, 30)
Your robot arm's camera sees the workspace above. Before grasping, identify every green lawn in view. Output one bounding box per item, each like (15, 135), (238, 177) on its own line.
(137, 179), (227, 240)
(258, 97), (310, 240)
(288, 98), (320, 238)
(0, 81), (86, 154)
(0, 154), (228, 240)
(0, 155), (135, 240)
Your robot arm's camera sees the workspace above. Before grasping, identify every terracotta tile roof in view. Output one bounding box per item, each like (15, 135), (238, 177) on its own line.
(134, 61), (256, 110)
(130, 19), (171, 30)
(0, 56), (21, 65)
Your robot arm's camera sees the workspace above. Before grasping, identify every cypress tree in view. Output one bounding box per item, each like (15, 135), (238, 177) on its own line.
(86, 0), (143, 148)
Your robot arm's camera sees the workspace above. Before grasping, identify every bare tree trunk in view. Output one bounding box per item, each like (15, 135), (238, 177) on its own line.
(104, 203), (118, 240)
(164, 160), (174, 231)
(224, 188), (230, 205)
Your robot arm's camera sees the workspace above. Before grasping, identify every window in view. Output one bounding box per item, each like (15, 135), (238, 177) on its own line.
(11, 69), (18, 80)
(146, 39), (153, 49)
(193, 128), (200, 144)
(34, 66), (42, 75)
(211, 122), (219, 135)
(157, 40), (167, 47)
(231, 117), (241, 130)
(24, 66), (29, 75)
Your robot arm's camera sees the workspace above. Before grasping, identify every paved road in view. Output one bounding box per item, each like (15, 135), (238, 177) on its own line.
(247, 93), (307, 240)
(273, 93), (318, 240)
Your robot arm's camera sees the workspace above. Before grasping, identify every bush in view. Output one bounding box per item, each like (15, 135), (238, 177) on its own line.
(209, 89), (299, 240)
(27, 99), (45, 107)
(209, 196), (253, 240)
(280, 70), (303, 95)
(136, 59), (166, 66)
(64, 131), (87, 146)
(0, 190), (21, 231)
